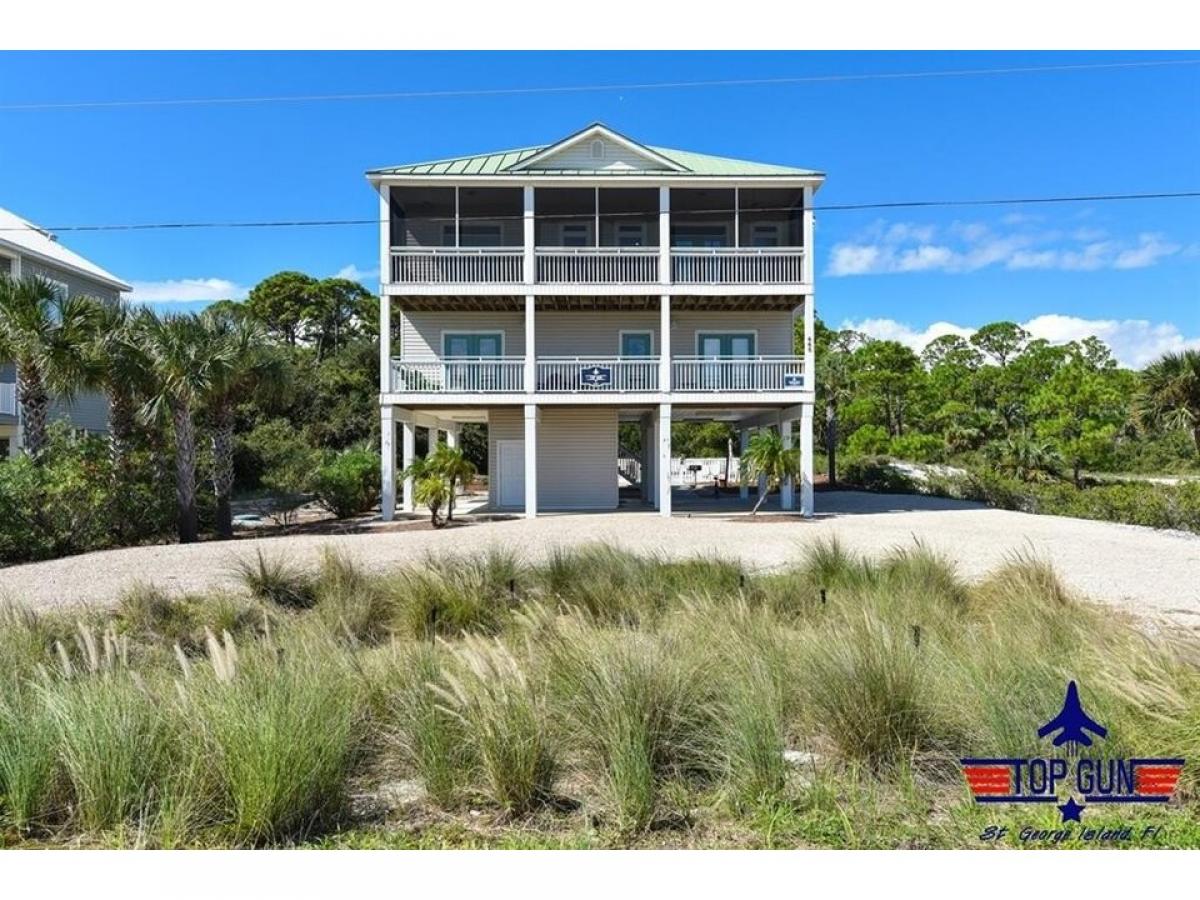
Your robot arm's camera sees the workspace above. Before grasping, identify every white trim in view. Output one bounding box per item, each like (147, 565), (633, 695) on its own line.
(440, 329), (505, 356)
(385, 282), (812, 297)
(370, 175), (825, 190)
(0, 247), (19, 279)
(617, 329), (654, 356)
(506, 124), (688, 174)
(695, 329), (759, 356)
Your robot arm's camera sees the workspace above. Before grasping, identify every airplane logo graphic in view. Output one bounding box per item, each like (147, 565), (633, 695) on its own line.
(1037, 681), (1108, 747)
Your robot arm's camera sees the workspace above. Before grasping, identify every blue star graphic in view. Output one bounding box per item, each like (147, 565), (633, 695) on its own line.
(1058, 797), (1085, 823)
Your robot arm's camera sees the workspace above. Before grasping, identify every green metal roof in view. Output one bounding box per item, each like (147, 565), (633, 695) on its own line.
(367, 125), (821, 178)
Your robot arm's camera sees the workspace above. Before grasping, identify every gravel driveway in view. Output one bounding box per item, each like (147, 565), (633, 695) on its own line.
(3, 491), (1199, 627)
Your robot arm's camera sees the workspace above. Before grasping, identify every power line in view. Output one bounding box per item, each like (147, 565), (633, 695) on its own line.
(0, 190), (1197, 235)
(1, 58), (1197, 112)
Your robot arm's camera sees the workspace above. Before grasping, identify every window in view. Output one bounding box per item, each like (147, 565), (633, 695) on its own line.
(615, 223), (647, 247)
(749, 223), (782, 247)
(620, 332), (653, 357)
(443, 332), (504, 358)
(672, 223), (731, 248)
(698, 333), (756, 357)
(47, 278), (70, 298)
(560, 223), (591, 247)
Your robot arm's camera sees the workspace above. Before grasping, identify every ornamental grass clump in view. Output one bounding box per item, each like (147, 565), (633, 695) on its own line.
(234, 550), (316, 610)
(433, 636), (556, 815)
(182, 627), (363, 844)
(312, 549), (395, 644)
(388, 549), (521, 639)
(0, 686), (62, 831)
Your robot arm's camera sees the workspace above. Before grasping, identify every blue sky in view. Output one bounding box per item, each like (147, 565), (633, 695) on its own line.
(0, 50), (1196, 365)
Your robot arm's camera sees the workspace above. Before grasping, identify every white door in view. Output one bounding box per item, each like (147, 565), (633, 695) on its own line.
(498, 440), (525, 508)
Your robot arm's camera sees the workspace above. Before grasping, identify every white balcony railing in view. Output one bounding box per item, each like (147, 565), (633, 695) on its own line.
(388, 357), (807, 394)
(535, 357), (660, 392)
(391, 357), (525, 393)
(390, 247), (524, 284)
(0, 382), (15, 416)
(671, 356), (807, 392)
(671, 247), (805, 284)
(535, 247), (659, 284)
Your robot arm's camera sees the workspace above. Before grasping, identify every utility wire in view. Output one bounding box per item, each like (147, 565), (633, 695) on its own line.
(1, 58), (1197, 111)
(0, 190), (1197, 234)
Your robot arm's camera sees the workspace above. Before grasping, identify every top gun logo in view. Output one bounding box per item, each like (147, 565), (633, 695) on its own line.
(961, 681), (1185, 823)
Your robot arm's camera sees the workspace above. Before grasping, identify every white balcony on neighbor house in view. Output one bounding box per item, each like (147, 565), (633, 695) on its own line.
(388, 356), (806, 395)
(0, 382), (16, 416)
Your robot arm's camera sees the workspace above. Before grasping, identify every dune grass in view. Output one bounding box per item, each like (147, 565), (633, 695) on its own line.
(0, 538), (1197, 848)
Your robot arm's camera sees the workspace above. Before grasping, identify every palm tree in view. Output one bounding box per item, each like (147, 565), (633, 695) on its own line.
(741, 428), (801, 515)
(0, 274), (96, 459)
(1137, 350), (1200, 455)
(817, 348), (855, 487)
(401, 455), (450, 528)
(426, 442), (477, 522)
(137, 312), (234, 543)
(985, 433), (1063, 483)
(79, 298), (151, 473)
(199, 309), (290, 538)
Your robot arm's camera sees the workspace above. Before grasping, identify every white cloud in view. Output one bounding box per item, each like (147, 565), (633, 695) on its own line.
(333, 263), (379, 282)
(826, 219), (1184, 277)
(841, 314), (1200, 369)
(126, 277), (248, 304)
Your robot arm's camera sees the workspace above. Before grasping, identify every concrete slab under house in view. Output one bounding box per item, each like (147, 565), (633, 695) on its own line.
(368, 123), (822, 519)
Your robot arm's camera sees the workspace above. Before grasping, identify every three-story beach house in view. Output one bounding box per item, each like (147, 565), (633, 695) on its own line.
(368, 124), (823, 518)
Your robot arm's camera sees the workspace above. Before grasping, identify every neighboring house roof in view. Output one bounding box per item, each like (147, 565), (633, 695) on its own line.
(0, 205), (132, 293)
(367, 122), (822, 179)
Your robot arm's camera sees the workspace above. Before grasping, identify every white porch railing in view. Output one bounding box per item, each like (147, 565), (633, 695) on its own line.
(671, 247), (805, 284)
(671, 356), (806, 392)
(535, 247), (659, 284)
(390, 247), (524, 284)
(390, 357), (525, 393)
(0, 382), (15, 416)
(536, 357), (660, 392)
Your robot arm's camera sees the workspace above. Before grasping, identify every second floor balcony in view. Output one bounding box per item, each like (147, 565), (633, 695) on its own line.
(386, 185), (808, 288)
(389, 355), (807, 395)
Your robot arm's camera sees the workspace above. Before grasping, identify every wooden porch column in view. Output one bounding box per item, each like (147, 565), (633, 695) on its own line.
(523, 404), (538, 519)
(801, 404), (815, 518)
(781, 416), (795, 510)
(400, 413), (415, 514)
(657, 403), (672, 517)
(380, 405), (395, 521)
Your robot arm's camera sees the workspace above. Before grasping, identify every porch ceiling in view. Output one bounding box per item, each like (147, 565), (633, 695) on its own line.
(394, 295), (802, 312)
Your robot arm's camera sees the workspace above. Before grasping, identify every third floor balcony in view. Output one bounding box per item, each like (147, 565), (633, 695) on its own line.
(386, 186), (808, 288)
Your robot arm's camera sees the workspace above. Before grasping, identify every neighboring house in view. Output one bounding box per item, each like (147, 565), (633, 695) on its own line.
(0, 206), (132, 458)
(368, 123), (822, 518)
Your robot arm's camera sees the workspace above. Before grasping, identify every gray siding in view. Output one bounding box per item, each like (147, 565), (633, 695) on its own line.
(672, 309), (794, 356)
(537, 311), (659, 356)
(488, 406), (618, 510)
(19, 259), (120, 303)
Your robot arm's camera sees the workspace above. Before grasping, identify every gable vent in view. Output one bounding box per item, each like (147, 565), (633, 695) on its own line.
(590, 139), (605, 160)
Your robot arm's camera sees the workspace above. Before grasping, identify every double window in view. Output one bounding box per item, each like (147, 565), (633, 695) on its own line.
(443, 332), (505, 391)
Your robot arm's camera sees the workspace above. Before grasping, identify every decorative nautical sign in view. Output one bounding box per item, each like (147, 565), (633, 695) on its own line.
(581, 365), (613, 387)
(783, 372), (805, 389)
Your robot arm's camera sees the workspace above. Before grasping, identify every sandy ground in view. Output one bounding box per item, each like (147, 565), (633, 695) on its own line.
(3, 491), (1199, 627)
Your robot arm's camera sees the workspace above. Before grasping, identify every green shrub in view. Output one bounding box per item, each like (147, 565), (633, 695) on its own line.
(846, 424), (890, 457)
(311, 447), (378, 519)
(841, 456), (917, 494)
(236, 418), (320, 495)
(888, 432), (946, 463)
